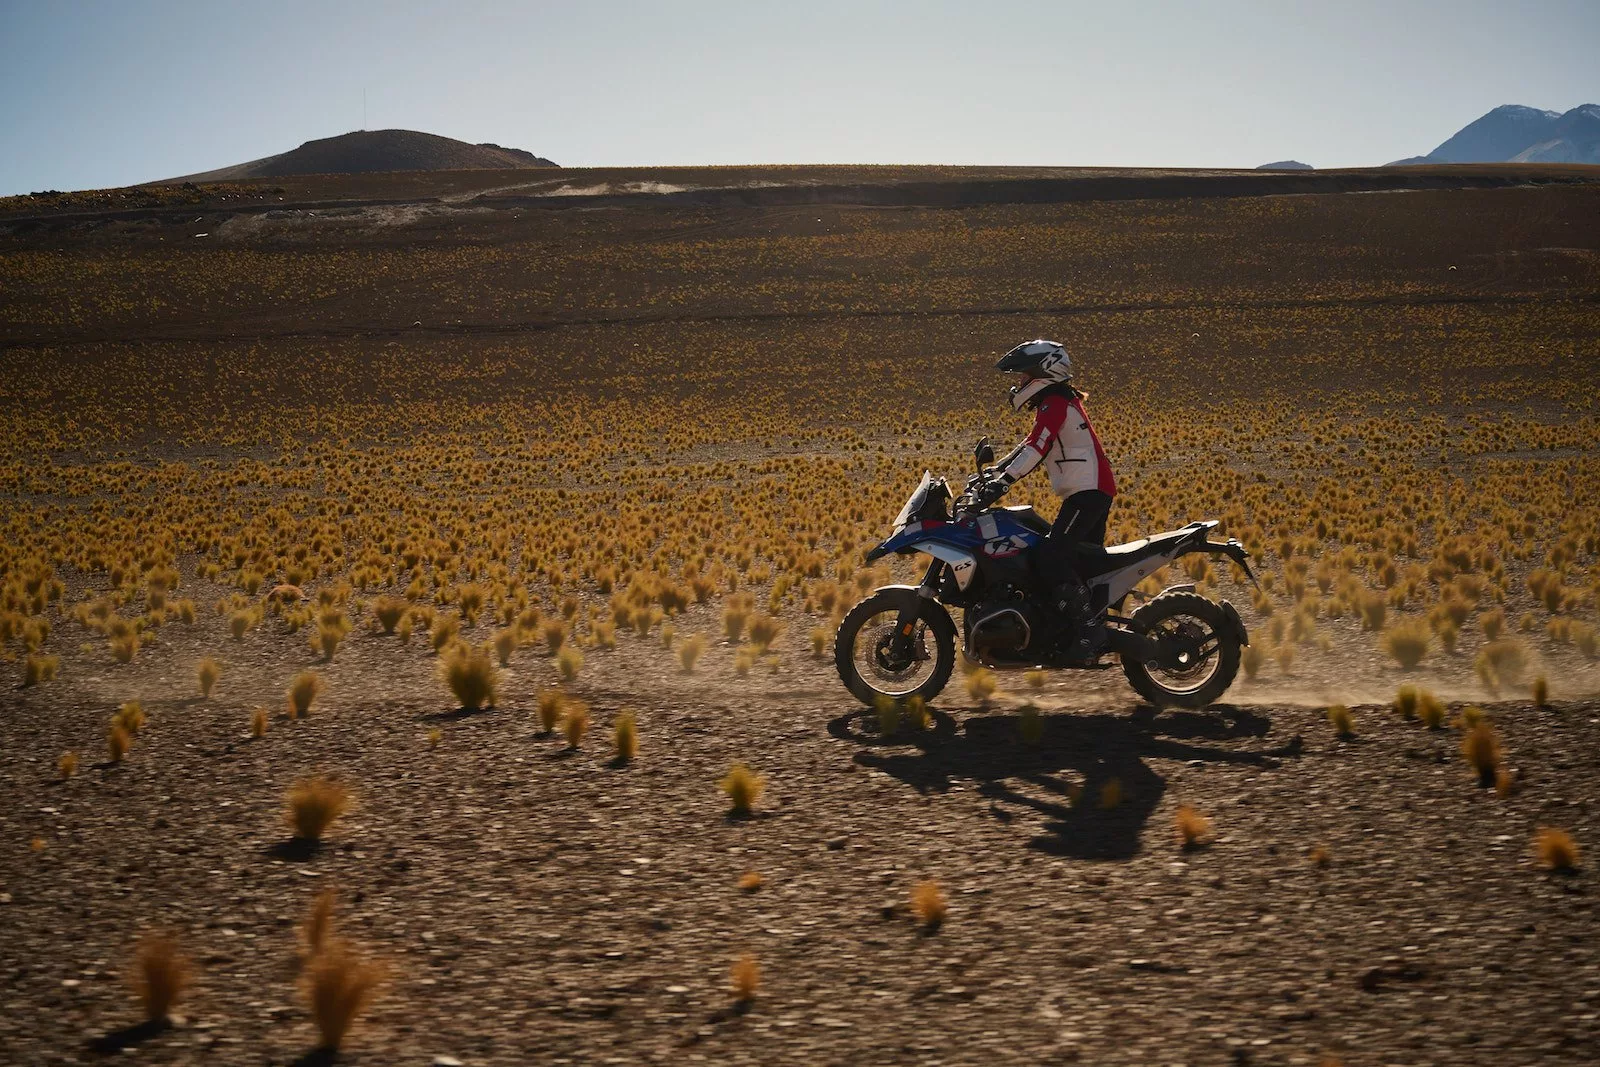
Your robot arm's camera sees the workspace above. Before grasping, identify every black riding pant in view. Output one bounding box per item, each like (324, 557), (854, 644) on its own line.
(1037, 490), (1112, 588)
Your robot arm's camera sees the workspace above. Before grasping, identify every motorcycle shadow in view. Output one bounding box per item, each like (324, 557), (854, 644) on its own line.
(828, 703), (1300, 861)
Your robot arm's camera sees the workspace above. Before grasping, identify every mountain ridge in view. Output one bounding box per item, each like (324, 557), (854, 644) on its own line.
(163, 129), (557, 183)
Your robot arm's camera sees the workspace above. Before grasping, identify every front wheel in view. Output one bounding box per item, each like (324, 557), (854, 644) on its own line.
(834, 591), (957, 708)
(1120, 591), (1241, 708)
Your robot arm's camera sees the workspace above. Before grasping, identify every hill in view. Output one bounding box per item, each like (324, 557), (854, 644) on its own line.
(165, 128), (557, 182)
(1390, 103), (1600, 165)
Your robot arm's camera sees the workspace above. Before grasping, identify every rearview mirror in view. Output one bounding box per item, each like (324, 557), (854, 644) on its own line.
(974, 437), (995, 468)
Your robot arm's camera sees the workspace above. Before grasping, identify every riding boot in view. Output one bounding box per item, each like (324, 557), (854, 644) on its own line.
(1054, 576), (1105, 662)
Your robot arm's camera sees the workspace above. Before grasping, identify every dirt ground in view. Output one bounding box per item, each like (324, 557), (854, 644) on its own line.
(2, 165), (1598, 1065)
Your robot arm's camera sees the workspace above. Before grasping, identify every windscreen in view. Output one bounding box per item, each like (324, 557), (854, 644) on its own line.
(892, 471), (936, 530)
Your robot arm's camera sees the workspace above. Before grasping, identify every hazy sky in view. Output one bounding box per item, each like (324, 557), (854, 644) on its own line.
(2, 0), (1596, 194)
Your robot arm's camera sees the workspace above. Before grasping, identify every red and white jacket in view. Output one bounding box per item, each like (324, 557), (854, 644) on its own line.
(996, 389), (1116, 499)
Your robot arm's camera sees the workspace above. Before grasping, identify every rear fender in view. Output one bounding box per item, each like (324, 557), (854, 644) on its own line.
(1190, 537), (1260, 589)
(1219, 598), (1250, 647)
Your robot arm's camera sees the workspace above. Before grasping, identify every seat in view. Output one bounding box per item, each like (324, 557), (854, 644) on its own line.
(1071, 529), (1193, 577)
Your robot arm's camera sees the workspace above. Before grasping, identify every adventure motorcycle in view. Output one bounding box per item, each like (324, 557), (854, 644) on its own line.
(834, 438), (1260, 709)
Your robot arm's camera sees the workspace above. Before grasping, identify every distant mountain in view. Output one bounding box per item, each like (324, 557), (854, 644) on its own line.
(167, 129), (558, 182)
(1256, 160), (1312, 170)
(1387, 104), (1600, 166)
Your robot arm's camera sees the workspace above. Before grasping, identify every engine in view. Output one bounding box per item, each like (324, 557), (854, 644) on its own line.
(966, 588), (1051, 667)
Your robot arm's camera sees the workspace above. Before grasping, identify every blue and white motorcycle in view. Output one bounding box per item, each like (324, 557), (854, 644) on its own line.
(835, 438), (1259, 709)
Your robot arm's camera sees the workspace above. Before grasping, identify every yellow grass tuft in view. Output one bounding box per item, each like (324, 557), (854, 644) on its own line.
(1326, 704), (1355, 738)
(810, 626), (828, 658)
(286, 776), (350, 841)
(108, 723), (131, 763)
(1241, 642), (1266, 679)
(874, 693), (901, 736)
(1416, 689), (1446, 729)
(1460, 720), (1501, 787)
(738, 871), (764, 892)
(288, 670), (323, 718)
(1381, 620), (1430, 668)
(250, 707), (269, 738)
(493, 627), (519, 667)
(304, 886), (337, 957)
(23, 653), (59, 686)
(613, 710), (638, 762)
(430, 615), (460, 654)
(1534, 827), (1579, 872)
(304, 940), (383, 1051)
(678, 633), (707, 671)
(1024, 669), (1047, 689)
(1309, 844), (1332, 869)
(373, 596), (407, 634)
(911, 880), (947, 929)
(965, 667), (997, 704)
(1018, 704), (1044, 744)
(1476, 638), (1528, 692)
(562, 699), (590, 748)
(1532, 675), (1549, 708)
(720, 762), (764, 816)
(1174, 804), (1212, 849)
(197, 657), (221, 699)
(1098, 778), (1123, 809)
(133, 933), (191, 1023)
(557, 644), (583, 681)
(731, 953), (761, 1002)
(1394, 684), (1420, 720)
(58, 750), (79, 780)
(536, 689), (564, 735)
(439, 645), (498, 710)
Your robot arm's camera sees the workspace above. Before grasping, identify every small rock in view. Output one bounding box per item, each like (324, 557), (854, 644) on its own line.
(433, 1057), (464, 1067)
(825, 836), (847, 850)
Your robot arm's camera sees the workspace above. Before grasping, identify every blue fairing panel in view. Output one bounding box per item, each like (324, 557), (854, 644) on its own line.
(865, 514), (1042, 561)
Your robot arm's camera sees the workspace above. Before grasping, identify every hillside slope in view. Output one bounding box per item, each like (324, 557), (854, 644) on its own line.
(167, 128), (557, 182)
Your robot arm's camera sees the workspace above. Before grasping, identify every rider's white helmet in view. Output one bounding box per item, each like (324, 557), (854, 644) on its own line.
(996, 339), (1073, 410)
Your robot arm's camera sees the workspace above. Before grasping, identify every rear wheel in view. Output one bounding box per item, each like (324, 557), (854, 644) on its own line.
(834, 592), (957, 708)
(1120, 591), (1241, 708)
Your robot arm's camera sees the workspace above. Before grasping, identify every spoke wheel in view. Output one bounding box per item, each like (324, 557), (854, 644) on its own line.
(1121, 591), (1241, 708)
(834, 592), (957, 708)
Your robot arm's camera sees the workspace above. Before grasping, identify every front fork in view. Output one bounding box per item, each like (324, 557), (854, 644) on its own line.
(889, 559), (943, 658)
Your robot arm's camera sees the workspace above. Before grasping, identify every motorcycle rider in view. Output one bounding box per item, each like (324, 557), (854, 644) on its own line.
(975, 339), (1117, 662)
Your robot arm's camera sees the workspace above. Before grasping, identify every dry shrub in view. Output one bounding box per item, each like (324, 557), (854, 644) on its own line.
(809, 626), (829, 658)
(613, 710), (638, 762)
(1476, 638), (1528, 691)
(720, 762), (764, 815)
(108, 723), (131, 763)
(440, 645), (498, 710)
(748, 615), (784, 651)
(493, 627), (519, 666)
(1532, 675), (1549, 708)
(733, 648), (754, 676)
(562, 699), (589, 748)
(1098, 778), (1123, 809)
(115, 700), (146, 734)
(1417, 689), (1446, 729)
(22, 653), (58, 686)
(1326, 704), (1355, 739)
(1241, 643), (1266, 679)
(1018, 704), (1044, 744)
(1309, 844), (1332, 869)
(457, 584), (486, 624)
(250, 707), (269, 738)
(723, 600), (751, 643)
(1479, 607), (1505, 641)
(965, 667), (997, 704)
(1381, 620), (1430, 668)
(288, 670), (323, 718)
(1394, 683), (1420, 720)
(910, 880), (947, 929)
(731, 953), (760, 1002)
(1274, 642), (1295, 673)
(1024, 669), (1047, 689)
(197, 657), (221, 698)
(1174, 804), (1212, 849)
(536, 689), (564, 735)
(557, 644), (583, 681)
(373, 596), (407, 634)
(1460, 720), (1501, 787)
(228, 609), (252, 641)
(286, 776), (350, 841)
(58, 750), (79, 779)
(305, 940), (383, 1051)
(430, 615), (460, 654)
(1571, 621), (1598, 658)
(134, 933), (191, 1023)
(738, 871), (764, 892)
(304, 886), (336, 957)
(678, 633), (707, 671)
(541, 618), (566, 654)
(1534, 827), (1580, 872)
(874, 693), (901, 736)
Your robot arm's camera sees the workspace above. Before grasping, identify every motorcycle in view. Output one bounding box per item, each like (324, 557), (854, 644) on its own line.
(834, 437), (1260, 709)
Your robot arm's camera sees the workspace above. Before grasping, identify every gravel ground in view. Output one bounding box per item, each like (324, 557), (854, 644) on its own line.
(2, 617), (1595, 1066)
